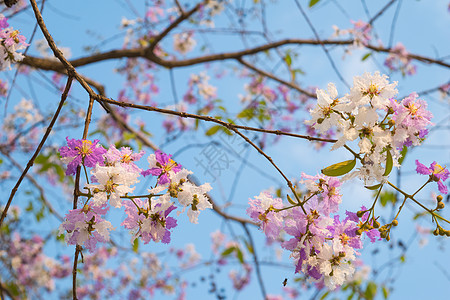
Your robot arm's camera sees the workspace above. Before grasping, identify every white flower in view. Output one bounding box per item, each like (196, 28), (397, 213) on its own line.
(86, 165), (139, 208)
(178, 182), (212, 223)
(349, 71), (397, 110)
(173, 32), (196, 54)
(306, 83), (349, 134)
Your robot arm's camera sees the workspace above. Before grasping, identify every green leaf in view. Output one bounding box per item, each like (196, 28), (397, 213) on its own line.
(319, 291), (330, 300)
(285, 54), (292, 67)
(309, 0), (320, 8)
(205, 125), (221, 136)
(362, 52), (372, 61)
(235, 247), (244, 264)
(133, 238), (139, 253)
(383, 149), (393, 176)
(220, 127), (233, 136)
(244, 239), (254, 254)
(379, 191), (396, 207)
(365, 183), (382, 190)
(364, 281), (377, 300)
(237, 108), (254, 120)
(382, 286), (390, 299)
(400, 255), (405, 263)
(321, 159), (356, 176)
(398, 146), (407, 165)
(221, 246), (235, 257)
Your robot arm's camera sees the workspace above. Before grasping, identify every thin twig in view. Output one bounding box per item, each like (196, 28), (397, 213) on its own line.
(0, 76), (72, 227)
(242, 223), (267, 299)
(93, 94), (337, 144)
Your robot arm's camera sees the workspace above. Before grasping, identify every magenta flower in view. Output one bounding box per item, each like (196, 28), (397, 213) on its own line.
(141, 150), (182, 185)
(59, 137), (107, 175)
(415, 160), (449, 194)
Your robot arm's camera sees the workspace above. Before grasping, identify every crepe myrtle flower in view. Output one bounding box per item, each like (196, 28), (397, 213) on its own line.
(58, 204), (113, 253)
(415, 160), (449, 194)
(59, 137), (106, 175)
(142, 150), (182, 185)
(122, 198), (177, 244)
(104, 145), (144, 173)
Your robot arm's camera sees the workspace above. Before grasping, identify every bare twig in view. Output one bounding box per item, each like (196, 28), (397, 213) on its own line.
(0, 76), (72, 227)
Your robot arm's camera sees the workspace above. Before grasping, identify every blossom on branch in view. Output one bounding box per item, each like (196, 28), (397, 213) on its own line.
(415, 160), (449, 194)
(59, 137), (106, 175)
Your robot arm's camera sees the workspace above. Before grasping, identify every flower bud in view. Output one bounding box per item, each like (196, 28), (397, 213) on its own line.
(433, 228), (439, 236)
(355, 229), (363, 236)
(439, 227), (446, 236)
(317, 118), (324, 124)
(437, 195), (443, 202)
(356, 210), (365, 218)
(438, 202), (445, 209)
(386, 235), (390, 241)
(388, 119), (395, 127)
(392, 219), (398, 226)
(373, 219), (380, 228)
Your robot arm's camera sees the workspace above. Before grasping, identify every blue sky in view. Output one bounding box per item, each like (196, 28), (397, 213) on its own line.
(2, 0), (450, 299)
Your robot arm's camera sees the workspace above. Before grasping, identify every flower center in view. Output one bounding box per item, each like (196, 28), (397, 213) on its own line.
(365, 83), (380, 98)
(77, 140), (93, 157)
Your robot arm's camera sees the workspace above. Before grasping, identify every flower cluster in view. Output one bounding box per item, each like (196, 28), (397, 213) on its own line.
(0, 233), (70, 293)
(0, 14), (28, 71)
(332, 20), (372, 47)
(173, 32), (196, 55)
(58, 140), (212, 251)
(246, 175), (379, 290)
(384, 43), (417, 76)
(306, 71), (433, 185)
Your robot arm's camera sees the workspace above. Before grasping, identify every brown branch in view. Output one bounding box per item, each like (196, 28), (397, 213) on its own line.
(147, 2), (203, 52)
(29, 0), (98, 98)
(21, 38), (449, 74)
(93, 94), (336, 143)
(0, 76), (73, 228)
(368, 0), (397, 25)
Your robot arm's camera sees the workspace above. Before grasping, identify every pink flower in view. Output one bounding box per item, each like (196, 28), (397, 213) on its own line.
(246, 192), (285, 241)
(122, 199), (178, 244)
(141, 150), (182, 185)
(58, 204), (114, 252)
(415, 160), (449, 194)
(59, 137), (106, 175)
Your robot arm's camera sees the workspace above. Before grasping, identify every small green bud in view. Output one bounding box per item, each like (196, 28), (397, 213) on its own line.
(388, 119), (395, 127)
(380, 231), (387, 238)
(317, 118), (324, 124)
(386, 235), (390, 241)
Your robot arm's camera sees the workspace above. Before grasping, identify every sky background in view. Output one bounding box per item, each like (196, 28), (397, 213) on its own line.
(2, 0), (450, 299)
